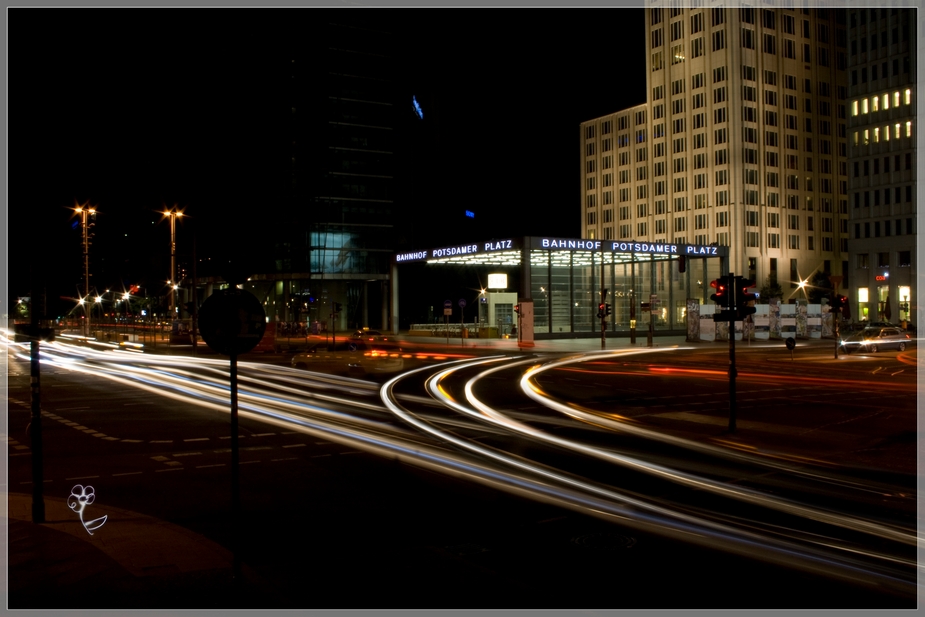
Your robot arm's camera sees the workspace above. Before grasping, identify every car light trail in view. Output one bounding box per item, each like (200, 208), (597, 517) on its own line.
(383, 358), (914, 594)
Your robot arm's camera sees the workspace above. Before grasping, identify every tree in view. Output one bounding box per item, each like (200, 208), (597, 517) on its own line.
(758, 276), (783, 303)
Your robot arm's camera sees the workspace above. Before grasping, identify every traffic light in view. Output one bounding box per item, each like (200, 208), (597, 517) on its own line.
(605, 303), (611, 317)
(710, 278), (729, 308)
(735, 277), (758, 320)
(830, 294), (849, 319)
(597, 303), (605, 319)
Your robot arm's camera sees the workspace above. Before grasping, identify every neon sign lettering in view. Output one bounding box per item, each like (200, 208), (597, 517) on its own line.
(484, 240), (513, 251)
(396, 251), (427, 262)
(431, 244), (478, 258)
(68, 485), (108, 535)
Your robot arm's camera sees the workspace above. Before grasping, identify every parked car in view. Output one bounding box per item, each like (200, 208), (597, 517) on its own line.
(839, 327), (911, 353)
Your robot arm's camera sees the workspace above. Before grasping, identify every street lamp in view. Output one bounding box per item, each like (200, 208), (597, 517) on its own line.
(74, 202), (96, 336)
(162, 206), (184, 320)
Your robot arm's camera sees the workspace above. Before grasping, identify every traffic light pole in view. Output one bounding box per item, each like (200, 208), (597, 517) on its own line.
(727, 300), (737, 434)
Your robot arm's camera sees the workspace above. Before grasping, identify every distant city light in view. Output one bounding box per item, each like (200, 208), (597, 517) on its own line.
(465, 210), (475, 218)
(412, 95), (423, 119)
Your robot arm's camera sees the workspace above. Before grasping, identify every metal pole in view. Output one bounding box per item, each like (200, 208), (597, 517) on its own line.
(29, 271), (45, 523)
(230, 350), (241, 580)
(83, 209), (90, 337)
(170, 213), (176, 318)
(727, 273), (737, 433)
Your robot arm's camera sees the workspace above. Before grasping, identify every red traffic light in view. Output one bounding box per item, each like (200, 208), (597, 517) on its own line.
(710, 279), (729, 307)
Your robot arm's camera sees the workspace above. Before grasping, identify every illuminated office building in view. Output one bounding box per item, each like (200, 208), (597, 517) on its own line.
(846, 7), (917, 325)
(581, 7), (850, 302)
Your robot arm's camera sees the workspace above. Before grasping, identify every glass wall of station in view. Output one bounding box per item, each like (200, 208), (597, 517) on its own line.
(529, 249), (725, 336)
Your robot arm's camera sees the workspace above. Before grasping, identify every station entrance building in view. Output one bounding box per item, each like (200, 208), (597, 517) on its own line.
(392, 236), (729, 339)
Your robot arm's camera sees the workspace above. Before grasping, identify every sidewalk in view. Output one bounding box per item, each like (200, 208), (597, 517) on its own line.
(4, 492), (277, 609)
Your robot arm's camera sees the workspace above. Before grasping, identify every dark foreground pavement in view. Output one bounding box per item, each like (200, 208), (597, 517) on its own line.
(4, 335), (919, 612)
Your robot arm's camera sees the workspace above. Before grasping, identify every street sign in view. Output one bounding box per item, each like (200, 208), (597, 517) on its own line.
(198, 289), (267, 356)
(444, 300), (452, 309)
(444, 308), (452, 316)
(640, 302), (651, 311)
(458, 298), (466, 308)
(785, 337), (796, 350)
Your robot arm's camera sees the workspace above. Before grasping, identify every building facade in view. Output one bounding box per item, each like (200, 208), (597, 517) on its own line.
(846, 7), (917, 326)
(581, 6), (851, 304)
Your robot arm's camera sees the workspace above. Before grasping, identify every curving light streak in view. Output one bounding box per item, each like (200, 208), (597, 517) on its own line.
(425, 351), (918, 552)
(522, 348), (917, 491)
(4, 332), (916, 595)
(381, 359), (916, 593)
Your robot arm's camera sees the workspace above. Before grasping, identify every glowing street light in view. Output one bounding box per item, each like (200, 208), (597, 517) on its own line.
(162, 206), (185, 318)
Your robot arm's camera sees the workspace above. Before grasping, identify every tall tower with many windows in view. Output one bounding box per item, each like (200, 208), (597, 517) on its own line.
(581, 6), (850, 297)
(847, 7), (917, 325)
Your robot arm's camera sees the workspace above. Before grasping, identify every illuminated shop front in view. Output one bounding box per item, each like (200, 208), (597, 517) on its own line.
(393, 236), (729, 338)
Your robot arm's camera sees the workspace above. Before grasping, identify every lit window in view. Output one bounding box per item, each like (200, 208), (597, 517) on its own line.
(851, 100), (858, 116)
(873, 127), (879, 142)
(872, 96), (879, 112)
(904, 89), (911, 104)
(906, 121), (912, 137)
(862, 129), (869, 145)
(858, 288), (869, 303)
(893, 91), (900, 107)
(884, 125), (890, 141)
(882, 94), (889, 110)
(861, 98), (868, 113)
(895, 123), (901, 139)
(852, 131), (858, 146)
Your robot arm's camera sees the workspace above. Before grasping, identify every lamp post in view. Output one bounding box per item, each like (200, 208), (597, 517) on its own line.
(74, 203), (96, 336)
(162, 207), (184, 320)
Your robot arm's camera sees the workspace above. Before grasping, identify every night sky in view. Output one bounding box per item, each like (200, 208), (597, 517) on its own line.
(9, 7), (645, 312)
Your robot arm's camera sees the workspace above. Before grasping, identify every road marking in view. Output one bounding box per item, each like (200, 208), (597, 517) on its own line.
(123, 403), (147, 406)
(151, 456), (170, 462)
(282, 431), (298, 435)
(92, 433), (107, 438)
(184, 438), (209, 442)
(156, 468), (183, 472)
(282, 443), (306, 448)
(253, 433), (275, 437)
(58, 407), (90, 411)
(65, 475), (99, 480)
(271, 458), (298, 462)
(340, 451), (363, 455)
(314, 441), (330, 445)
(196, 464), (225, 469)
(113, 472), (143, 477)
(103, 437), (119, 441)
(241, 446), (273, 452)
(150, 440), (173, 443)
(13, 445), (29, 450)
(218, 435), (247, 439)
(164, 461), (183, 467)
(121, 439), (143, 443)
(19, 480), (53, 484)
(240, 460), (261, 465)
(172, 452), (202, 457)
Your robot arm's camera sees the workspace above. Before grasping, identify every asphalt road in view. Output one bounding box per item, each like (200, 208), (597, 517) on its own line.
(4, 341), (917, 609)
